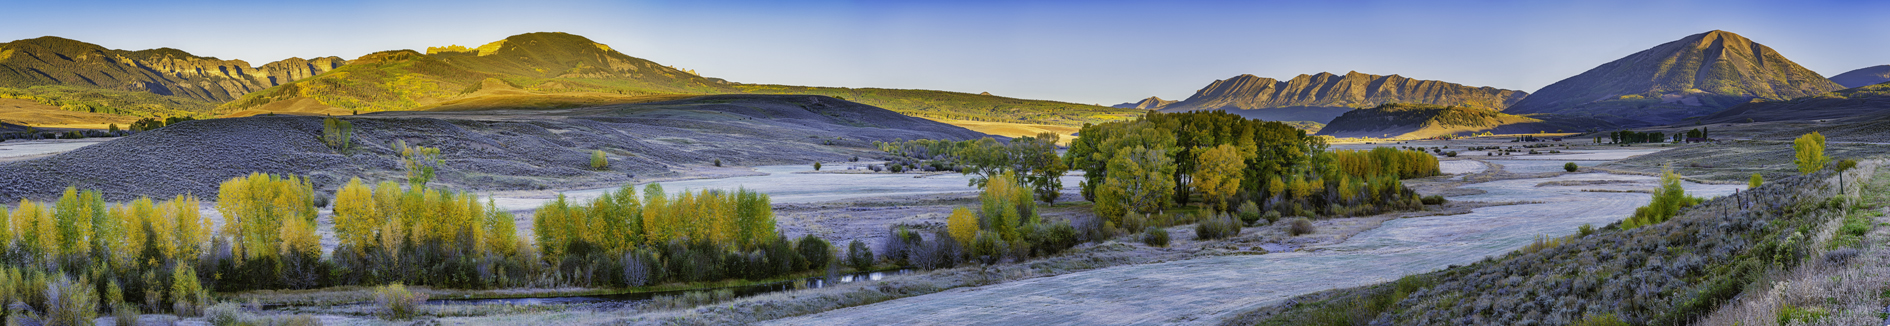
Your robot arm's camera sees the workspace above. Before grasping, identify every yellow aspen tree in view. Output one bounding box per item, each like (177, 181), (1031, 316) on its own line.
(218, 173), (316, 261)
(0, 205), (8, 250)
(278, 214), (321, 259)
(1794, 131), (1828, 175)
(332, 178), (380, 254)
(52, 187), (94, 257)
(532, 195), (571, 257)
(373, 181), (403, 231)
(462, 193), (486, 253)
(483, 200), (517, 256)
(168, 195), (207, 262)
(641, 184), (668, 244)
(947, 206), (978, 246)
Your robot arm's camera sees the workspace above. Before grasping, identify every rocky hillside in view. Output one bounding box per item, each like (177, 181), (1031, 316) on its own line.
(1504, 30), (1844, 126)
(1830, 65), (1890, 88)
(0, 36), (341, 103)
(1157, 71), (1528, 123)
(1315, 103), (1611, 139)
(0, 95), (986, 202)
(1112, 96), (1176, 110)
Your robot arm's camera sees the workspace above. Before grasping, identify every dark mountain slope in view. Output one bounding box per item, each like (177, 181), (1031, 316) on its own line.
(1702, 81), (1890, 123)
(1316, 103), (1612, 139)
(1830, 65), (1890, 88)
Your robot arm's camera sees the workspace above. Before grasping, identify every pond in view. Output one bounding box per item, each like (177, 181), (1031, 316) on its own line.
(488, 165), (1085, 212)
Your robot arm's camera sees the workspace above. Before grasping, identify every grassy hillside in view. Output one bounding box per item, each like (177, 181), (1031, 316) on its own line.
(0, 85), (217, 126)
(1316, 103), (1612, 139)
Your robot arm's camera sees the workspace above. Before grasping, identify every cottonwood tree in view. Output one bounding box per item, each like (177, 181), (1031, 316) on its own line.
(1192, 144), (1245, 212)
(1794, 131), (1827, 175)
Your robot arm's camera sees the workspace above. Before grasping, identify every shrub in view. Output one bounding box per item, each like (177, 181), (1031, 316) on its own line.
(797, 235), (833, 271)
(1778, 305), (1829, 325)
(882, 227), (921, 266)
(1570, 313), (1629, 326)
(321, 117), (353, 151)
(1564, 162), (1579, 172)
(44, 275), (96, 326)
(204, 303), (243, 326)
(1236, 201), (1263, 225)
(1836, 158), (1858, 172)
(1142, 227), (1169, 247)
(1420, 195), (1446, 205)
(1195, 214), (1240, 240)
(713, 159), (722, 167)
(112, 302), (140, 326)
(969, 232), (1003, 265)
(1621, 164), (1703, 229)
(1445, 151), (1457, 157)
(172, 267), (208, 317)
(845, 240), (874, 270)
(1262, 210), (1282, 223)
(623, 250), (654, 287)
(1288, 218), (1316, 236)
(814, 162), (823, 171)
(590, 150), (608, 170)
(648, 289), (735, 310)
(1748, 173), (1763, 189)
(373, 283), (428, 320)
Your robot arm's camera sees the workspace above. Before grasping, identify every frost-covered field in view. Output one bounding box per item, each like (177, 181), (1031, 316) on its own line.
(766, 172), (1742, 325)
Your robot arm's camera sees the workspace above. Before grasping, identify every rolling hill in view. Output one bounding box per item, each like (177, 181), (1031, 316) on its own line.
(1503, 30), (1844, 126)
(1830, 65), (1890, 88)
(0, 94), (984, 202)
(1154, 71), (1528, 123)
(1315, 103), (1612, 139)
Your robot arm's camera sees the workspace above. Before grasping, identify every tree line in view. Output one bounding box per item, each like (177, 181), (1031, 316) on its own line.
(1068, 111), (1439, 227)
(0, 172), (828, 321)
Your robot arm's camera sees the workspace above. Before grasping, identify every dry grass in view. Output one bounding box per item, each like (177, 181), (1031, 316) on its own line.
(0, 98), (139, 127)
(1695, 169), (1890, 326)
(924, 118), (1081, 144)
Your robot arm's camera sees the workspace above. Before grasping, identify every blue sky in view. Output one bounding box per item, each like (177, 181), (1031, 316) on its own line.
(3, 0), (1885, 105)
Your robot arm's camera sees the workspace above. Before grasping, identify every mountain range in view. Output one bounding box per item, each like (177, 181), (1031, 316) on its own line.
(0, 32), (1142, 136)
(1153, 71), (1528, 123)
